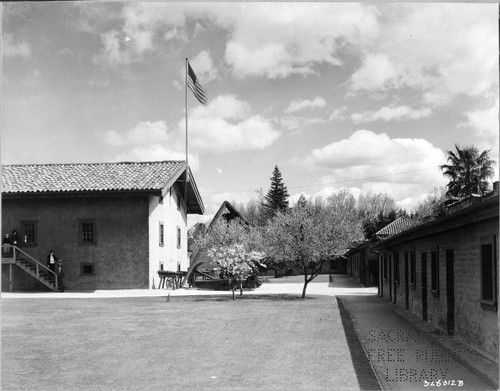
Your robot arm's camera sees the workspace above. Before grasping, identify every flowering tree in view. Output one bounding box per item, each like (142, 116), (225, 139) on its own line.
(194, 219), (266, 299)
(208, 244), (265, 299)
(265, 189), (363, 298)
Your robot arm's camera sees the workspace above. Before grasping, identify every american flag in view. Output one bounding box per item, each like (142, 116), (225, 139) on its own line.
(187, 61), (207, 105)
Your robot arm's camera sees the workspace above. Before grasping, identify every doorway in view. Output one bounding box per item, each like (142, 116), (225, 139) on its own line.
(446, 249), (455, 335)
(421, 252), (428, 321)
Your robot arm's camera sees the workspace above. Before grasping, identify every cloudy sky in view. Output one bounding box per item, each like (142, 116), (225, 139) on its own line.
(2, 2), (498, 224)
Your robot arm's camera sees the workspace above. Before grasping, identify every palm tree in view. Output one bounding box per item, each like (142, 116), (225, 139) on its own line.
(440, 144), (495, 198)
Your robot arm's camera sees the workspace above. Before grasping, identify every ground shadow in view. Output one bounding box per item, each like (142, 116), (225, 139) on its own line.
(336, 296), (382, 390)
(170, 294), (315, 302)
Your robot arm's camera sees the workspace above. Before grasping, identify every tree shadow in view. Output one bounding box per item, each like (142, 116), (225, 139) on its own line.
(174, 294), (315, 302)
(336, 296), (381, 390)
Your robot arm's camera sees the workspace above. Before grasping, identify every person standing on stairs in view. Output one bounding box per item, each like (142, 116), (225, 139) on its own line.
(47, 250), (58, 273)
(2, 233), (12, 257)
(56, 259), (64, 292)
(11, 230), (18, 248)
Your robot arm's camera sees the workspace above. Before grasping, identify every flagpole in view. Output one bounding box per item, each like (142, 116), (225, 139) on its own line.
(184, 58), (189, 218)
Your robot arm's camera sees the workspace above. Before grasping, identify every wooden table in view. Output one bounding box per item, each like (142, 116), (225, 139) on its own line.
(157, 270), (183, 290)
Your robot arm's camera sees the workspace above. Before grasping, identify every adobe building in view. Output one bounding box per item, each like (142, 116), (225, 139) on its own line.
(345, 241), (378, 287)
(346, 217), (414, 288)
(373, 186), (499, 362)
(1, 161), (204, 292)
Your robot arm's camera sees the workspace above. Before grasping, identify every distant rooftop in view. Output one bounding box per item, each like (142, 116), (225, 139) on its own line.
(376, 216), (416, 239)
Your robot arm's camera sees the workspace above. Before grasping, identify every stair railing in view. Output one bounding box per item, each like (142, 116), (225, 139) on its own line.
(8, 245), (58, 291)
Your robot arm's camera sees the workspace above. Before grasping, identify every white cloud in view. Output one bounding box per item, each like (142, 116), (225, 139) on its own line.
(102, 121), (169, 147)
(329, 107), (347, 122)
(351, 106), (432, 124)
(97, 3), (379, 77)
(348, 4), (498, 106)
(92, 3), (188, 67)
(114, 146), (200, 172)
(121, 3), (187, 52)
(460, 98), (499, 175)
(284, 97), (326, 114)
(102, 96), (279, 167)
(188, 50), (218, 83)
(180, 94), (281, 152)
(349, 53), (396, 92)
(460, 99), (499, 140)
(100, 120), (201, 170)
(92, 30), (130, 67)
(279, 116), (325, 131)
(3, 34), (31, 58)
(306, 130), (447, 208)
(223, 3), (378, 79)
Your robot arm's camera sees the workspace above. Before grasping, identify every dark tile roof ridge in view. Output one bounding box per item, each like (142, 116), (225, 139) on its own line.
(2, 160), (184, 167)
(375, 216), (415, 236)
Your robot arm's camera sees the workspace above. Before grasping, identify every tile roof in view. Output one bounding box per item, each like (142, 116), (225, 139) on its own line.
(376, 217), (416, 238)
(2, 161), (186, 194)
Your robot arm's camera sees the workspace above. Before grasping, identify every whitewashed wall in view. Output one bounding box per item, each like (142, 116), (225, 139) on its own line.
(148, 186), (188, 289)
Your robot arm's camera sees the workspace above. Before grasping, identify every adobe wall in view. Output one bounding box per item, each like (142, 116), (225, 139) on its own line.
(378, 217), (499, 362)
(2, 194), (149, 291)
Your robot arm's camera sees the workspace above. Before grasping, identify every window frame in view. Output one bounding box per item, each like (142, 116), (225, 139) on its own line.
(159, 222), (164, 247)
(21, 220), (38, 247)
(80, 263), (95, 276)
(176, 226), (182, 249)
(79, 219), (97, 245)
(480, 235), (497, 311)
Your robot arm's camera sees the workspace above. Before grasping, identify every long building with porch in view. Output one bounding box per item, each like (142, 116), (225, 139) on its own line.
(372, 186), (499, 362)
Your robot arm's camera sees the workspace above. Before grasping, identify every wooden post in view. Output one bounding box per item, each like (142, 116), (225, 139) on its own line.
(9, 263), (12, 292)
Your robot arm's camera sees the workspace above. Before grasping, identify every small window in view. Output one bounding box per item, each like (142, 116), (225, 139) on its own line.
(79, 220), (96, 244)
(431, 250), (439, 293)
(481, 238), (497, 309)
(21, 221), (38, 246)
(410, 251), (416, 286)
(159, 222), (164, 247)
(80, 263), (95, 276)
(177, 227), (182, 249)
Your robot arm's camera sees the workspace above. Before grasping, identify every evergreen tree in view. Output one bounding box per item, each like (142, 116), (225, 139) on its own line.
(263, 165), (290, 216)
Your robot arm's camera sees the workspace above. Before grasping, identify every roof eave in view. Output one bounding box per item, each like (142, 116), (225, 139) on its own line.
(2, 189), (162, 198)
(163, 163), (204, 215)
(373, 196), (499, 250)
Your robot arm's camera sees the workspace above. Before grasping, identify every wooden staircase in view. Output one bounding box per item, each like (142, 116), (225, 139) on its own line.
(2, 245), (59, 292)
